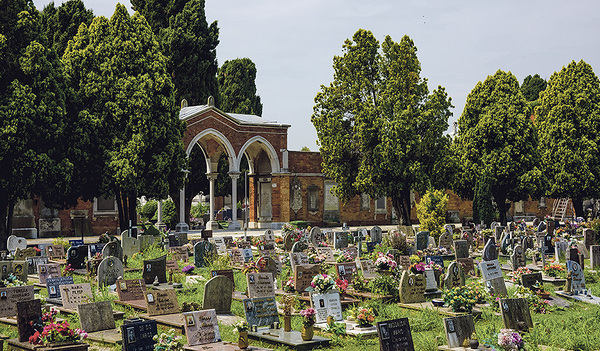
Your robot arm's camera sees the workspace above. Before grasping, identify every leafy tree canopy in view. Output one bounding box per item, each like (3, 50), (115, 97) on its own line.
(312, 29), (453, 225)
(521, 74), (547, 102)
(131, 0), (187, 35)
(40, 0), (94, 57)
(536, 60), (600, 217)
(452, 70), (542, 225)
(218, 58), (262, 116)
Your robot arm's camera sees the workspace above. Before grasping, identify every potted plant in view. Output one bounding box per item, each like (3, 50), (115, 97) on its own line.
(443, 285), (478, 313)
(349, 306), (375, 328)
(232, 321), (249, 349)
(300, 308), (316, 341)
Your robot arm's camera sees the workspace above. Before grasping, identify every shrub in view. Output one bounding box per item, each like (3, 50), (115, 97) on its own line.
(140, 200), (157, 222)
(415, 189), (448, 241)
(162, 199), (178, 229)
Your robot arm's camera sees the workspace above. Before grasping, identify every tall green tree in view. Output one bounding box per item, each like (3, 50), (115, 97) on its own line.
(62, 4), (187, 231)
(218, 58), (262, 115)
(40, 0), (94, 57)
(160, 0), (219, 106)
(130, 0), (187, 35)
(0, 0), (74, 246)
(312, 29), (453, 225)
(536, 60), (600, 217)
(452, 70), (542, 225)
(521, 74), (547, 102)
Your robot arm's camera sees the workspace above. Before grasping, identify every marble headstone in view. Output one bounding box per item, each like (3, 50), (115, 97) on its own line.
(398, 271), (426, 303)
(243, 296), (279, 328)
(371, 226), (383, 243)
(7, 236), (27, 253)
(97, 256), (124, 287)
(335, 262), (357, 284)
(102, 241), (123, 261)
(510, 244), (526, 270)
(567, 260), (586, 295)
(182, 309), (221, 346)
(203, 275), (233, 314)
(443, 314), (474, 349)
(0, 285), (34, 318)
(482, 237), (498, 261)
(333, 232), (348, 249)
(145, 289), (179, 316)
(246, 273), (275, 299)
(60, 283), (93, 309)
(443, 261), (465, 290)
(454, 240), (469, 260)
(38, 263), (61, 284)
(499, 298), (533, 331)
(121, 234), (141, 259)
(310, 290), (343, 324)
(293, 265), (320, 292)
(438, 231), (453, 251)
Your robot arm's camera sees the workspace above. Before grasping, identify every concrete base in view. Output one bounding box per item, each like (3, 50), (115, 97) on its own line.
(156, 222), (167, 231)
(205, 220), (220, 230)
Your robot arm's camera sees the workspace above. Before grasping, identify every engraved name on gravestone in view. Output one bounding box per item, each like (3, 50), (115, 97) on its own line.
(443, 262), (465, 290)
(243, 297), (279, 327)
(415, 231), (429, 251)
(122, 318), (157, 351)
(182, 309), (221, 346)
(511, 244), (526, 270)
(143, 255), (167, 284)
(256, 256), (280, 277)
(46, 245), (65, 259)
(203, 275), (233, 314)
(399, 271), (426, 304)
(0, 285), (35, 318)
(290, 252), (309, 271)
(485, 277), (508, 297)
(47, 276), (74, 299)
(482, 238), (498, 261)
(229, 248), (243, 264)
(14, 247), (36, 261)
(210, 269), (235, 288)
(454, 240), (469, 260)
(294, 265), (320, 292)
(242, 248), (253, 263)
(88, 243), (105, 258)
(169, 246), (189, 262)
(333, 232), (348, 249)
(60, 283), (93, 309)
(359, 260), (377, 279)
(567, 260), (586, 295)
(310, 290), (343, 324)
(425, 256), (444, 268)
(376, 318), (415, 351)
(98, 256), (124, 287)
(78, 300), (116, 333)
(209, 237), (226, 255)
(438, 231), (453, 251)
(246, 273), (275, 299)
(117, 279), (147, 301)
(443, 314), (475, 349)
(479, 260), (502, 281)
(146, 289), (179, 316)
(17, 299), (41, 342)
(316, 247), (335, 263)
(67, 245), (88, 269)
(499, 298), (533, 331)
(38, 263), (61, 284)
(27, 256), (48, 275)
(335, 262), (357, 284)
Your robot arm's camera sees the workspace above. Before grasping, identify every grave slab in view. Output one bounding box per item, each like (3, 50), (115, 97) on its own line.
(248, 327), (330, 351)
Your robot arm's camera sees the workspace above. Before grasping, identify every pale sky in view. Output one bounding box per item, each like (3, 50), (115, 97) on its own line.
(33, 0), (600, 151)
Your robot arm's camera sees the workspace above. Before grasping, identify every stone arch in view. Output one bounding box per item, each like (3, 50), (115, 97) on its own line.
(236, 135), (280, 175)
(186, 128), (238, 173)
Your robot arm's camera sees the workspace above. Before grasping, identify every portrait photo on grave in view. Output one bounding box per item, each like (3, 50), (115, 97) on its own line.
(147, 293), (154, 303)
(245, 300), (253, 312)
(186, 314), (195, 326)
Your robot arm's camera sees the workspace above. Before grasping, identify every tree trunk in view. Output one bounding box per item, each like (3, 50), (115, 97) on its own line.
(0, 196), (8, 250)
(116, 191), (129, 233)
(128, 193), (137, 229)
(572, 196), (584, 219)
(495, 193), (508, 226)
(6, 200), (14, 239)
(392, 188), (412, 225)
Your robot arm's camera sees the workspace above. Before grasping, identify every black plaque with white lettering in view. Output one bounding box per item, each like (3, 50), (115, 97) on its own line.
(376, 318), (415, 351)
(121, 318), (157, 351)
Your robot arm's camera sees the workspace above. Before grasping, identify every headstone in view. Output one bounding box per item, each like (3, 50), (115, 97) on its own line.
(142, 255), (167, 284)
(376, 318), (415, 351)
(246, 273), (275, 299)
(67, 245), (88, 269)
(97, 256), (124, 287)
(16, 299), (41, 342)
(343, 246), (358, 260)
(511, 244), (526, 270)
(169, 246), (189, 262)
(335, 262), (357, 284)
(366, 241), (377, 253)
(591, 245), (600, 270)
(121, 318), (157, 351)
(0, 285), (34, 318)
(203, 275), (233, 314)
(0, 260), (27, 282)
(45, 245), (65, 259)
(182, 309), (221, 346)
(482, 237), (498, 261)
(310, 290), (343, 324)
(241, 248), (253, 262)
(532, 218), (540, 228)
(145, 289), (179, 316)
(88, 243), (106, 258)
(565, 248), (582, 266)
(333, 232), (348, 249)
(397, 255), (411, 270)
(60, 283), (93, 309)
(26, 256), (47, 275)
(443, 314), (474, 348)
(424, 269), (438, 292)
(567, 260), (586, 295)
(546, 220), (555, 235)
(584, 229), (596, 249)
(359, 260), (377, 279)
(479, 260), (503, 281)
(293, 265), (320, 292)
(443, 261), (465, 290)
(167, 234), (181, 248)
(117, 279), (147, 301)
(78, 300), (116, 332)
(457, 257), (475, 276)
(438, 231), (453, 251)
(243, 297), (279, 327)
(38, 263), (61, 284)
(102, 241), (123, 262)
(521, 272), (543, 290)
(425, 256), (444, 268)
(427, 236), (436, 248)
(14, 247), (36, 261)
(237, 240), (252, 249)
(69, 239), (84, 247)
(371, 226), (383, 243)
(499, 298), (533, 331)
(282, 232), (294, 251)
(7, 236), (27, 253)
(194, 241), (215, 268)
(316, 247), (335, 263)
(290, 252), (309, 270)
(398, 271), (426, 303)
(310, 227), (323, 247)
(210, 269), (235, 288)
(228, 248), (244, 264)
(256, 256), (280, 277)
(46, 276), (74, 299)
(415, 231), (429, 251)
(121, 234), (141, 259)
(454, 240), (469, 259)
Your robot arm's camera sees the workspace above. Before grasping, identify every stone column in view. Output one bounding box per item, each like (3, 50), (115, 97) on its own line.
(205, 173), (219, 230)
(155, 200), (166, 230)
(229, 172), (241, 230)
(175, 188), (189, 233)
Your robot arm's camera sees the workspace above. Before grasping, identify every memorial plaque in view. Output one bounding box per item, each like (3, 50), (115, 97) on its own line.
(0, 285), (35, 318)
(438, 231), (453, 251)
(229, 248), (244, 264)
(443, 314), (474, 348)
(335, 262), (357, 284)
(142, 255), (167, 284)
(16, 299), (41, 342)
(359, 259), (377, 279)
(69, 239), (84, 247)
(485, 276), (508, 297)
(88, 243), (105, 258)
(238, 241), (251, 249)
(78, 300), (116, 333)
(479, 260), (502, 281)
(376, 318), (415, 351)
(26, 256), (47, 275)
(310, 227), (324, 247)
(67, 245), (88, 269)
(203, 275), (233, 314)
(443, 262), (465, 290)
(521, 272), (543, 290)
(256, 255), (280, 277)
(567, 260), (586, 294)
(97, 256), (124, 287)
(242, 248), (254, 263)
(166, 260), (178, 271)
(46, 276), (74, 299)
(60, 283), (93, 309)
(425, 256), (444, 268)
(209, 237), (226, 255)
(310, 290), (343, 324)
(399, 271), (426, 303)
(316, 247), (335, 263)
(290, 252), (309, 270)
(293, 265), (320, 292)
(194, 241), (216, 268)
(499, 298), (533, 331)
(457, 257), (475, 276)
(246, 273), (275, 298)
(333, 232), (348, 249)
(454, 240), (469, 259)
(38, 263), (61, 284)
(122, 318), (157, 351)
(145, 289), (179, 316)
(210, 269), (235, 288)
(45, 245), (65, 259)
(182, 309), (221, 346)
(117, 279), (147, 301)
(14, 247), (36, 260)
(398, 255), (411, 270)
(243, 297), (279, 327)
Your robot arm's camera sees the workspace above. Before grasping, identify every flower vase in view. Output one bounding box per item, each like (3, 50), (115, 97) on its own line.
(301, 326), (314, 341)
(284, 315), (292, 332)
(238, 331), (249, 349)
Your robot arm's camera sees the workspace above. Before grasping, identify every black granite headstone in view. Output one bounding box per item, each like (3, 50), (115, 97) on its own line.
(67, 245), (88, 269)
(142, 255), (167, 284)
(376, 318), (415, 351)
(46, 276), (74, 299)
(425, 256), (445, 268)
(121, 318), (157, 351)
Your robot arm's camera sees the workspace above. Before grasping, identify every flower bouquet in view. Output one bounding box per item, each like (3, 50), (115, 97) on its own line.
(181, 265), (195, 275)
(153, 329), (184, 351)
(335, 251), (354, 263)
(233, 320), (249, 333)
(497, 329), (524, 350)
(409, 262), (426, 275)
(282, 276), (295, 293)
(310, 274), (335, 293)
(335, 279), (348, 294)
(543, 264), (566, 278)
(510, 267), (533, 283)
(374, 253), (397, 271)
(29, 310), (88, 346)
(300, 308), (316, 327)
(349, 306), (375, 327)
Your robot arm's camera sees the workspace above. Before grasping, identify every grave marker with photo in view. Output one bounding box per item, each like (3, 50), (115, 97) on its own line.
(46, 276), (74, 299)
(182, 309), (221, 346)
(294, 265), (320, 292)
(117, 279), (147, 301)
(0, 285), (34, 318)
(443, 314), (474, 349)
(142, 255), (167, 284)
(38, 263), (61, 284)
(121, 318), (157, 351)
(310, 290), (343, 324)
(443, 261), (465, 290)
(335, 262), (357, 284)
(246, 273), (275, 299)
(60, 283), (93, 309)
(499, 298), (533, 331)
(398, 271), (426, 303)
(243, 297), (279, 328)
(376, 318), (415, 351)
(45, 245), (65, 259)
(145, 289), (179, 316)
(67, 245), (88, 269)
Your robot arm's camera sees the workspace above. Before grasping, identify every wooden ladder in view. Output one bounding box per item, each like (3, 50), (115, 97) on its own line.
(552, 198), (573, 221)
